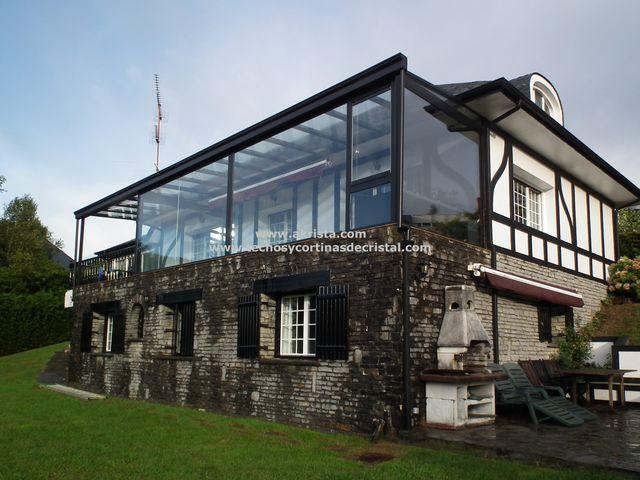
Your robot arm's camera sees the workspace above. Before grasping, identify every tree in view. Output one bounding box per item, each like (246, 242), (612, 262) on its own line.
(0, 175), (5, 192)
(0, 195), (68, 294)
(619, 208), (640, 234)
(618, 208), (640, 259)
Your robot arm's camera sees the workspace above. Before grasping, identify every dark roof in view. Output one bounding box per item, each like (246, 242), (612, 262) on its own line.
(508, 73), (534, 98)
(438, 73), (535, 99)
(49, 243), (73, 268)
(94, 239), (136, 257)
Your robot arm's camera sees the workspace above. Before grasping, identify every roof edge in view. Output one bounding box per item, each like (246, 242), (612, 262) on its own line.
(75, 53), (407, 219)
(456, 78), (640, 203)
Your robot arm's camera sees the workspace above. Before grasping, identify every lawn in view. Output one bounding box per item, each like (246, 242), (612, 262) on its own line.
(0, 344), (621, 480)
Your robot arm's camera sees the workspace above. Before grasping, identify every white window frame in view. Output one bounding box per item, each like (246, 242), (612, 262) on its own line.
(279, 294), (316, 357)
(105, 313), (114, 353)
(513, 178), (542, 231)
(533, 88), (554, 117)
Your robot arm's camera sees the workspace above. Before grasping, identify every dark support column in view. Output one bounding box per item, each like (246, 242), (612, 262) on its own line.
(134, 196), (142, 273)
(225, 155), (234, 252)
(391, 70), (405, 228)
(72, 218), (79, 290)
(78, 218), (85, 263)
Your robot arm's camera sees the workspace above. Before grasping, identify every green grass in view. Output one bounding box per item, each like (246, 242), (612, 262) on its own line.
(0, 344), (621, 480)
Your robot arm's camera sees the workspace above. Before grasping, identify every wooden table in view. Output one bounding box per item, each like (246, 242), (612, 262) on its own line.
(558, 368), (635, 408)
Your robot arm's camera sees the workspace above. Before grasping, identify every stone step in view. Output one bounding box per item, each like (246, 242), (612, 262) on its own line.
(40, 384), (105, 400)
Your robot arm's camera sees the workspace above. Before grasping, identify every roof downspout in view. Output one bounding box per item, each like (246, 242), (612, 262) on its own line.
(400, 226), (413, 431)
(490, 247), (500, 363)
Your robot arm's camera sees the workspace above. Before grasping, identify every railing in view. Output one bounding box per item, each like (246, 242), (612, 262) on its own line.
(74, 244), (136, 285)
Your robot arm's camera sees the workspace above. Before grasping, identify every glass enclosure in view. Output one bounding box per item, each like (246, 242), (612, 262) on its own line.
(129, 79), (482, 273)
(232, 106), (347, 252)
(402, 88), (481, 244)
(139, 159), (228, 271)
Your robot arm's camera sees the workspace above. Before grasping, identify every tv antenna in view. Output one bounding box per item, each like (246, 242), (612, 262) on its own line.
(153, 74), (163, 172)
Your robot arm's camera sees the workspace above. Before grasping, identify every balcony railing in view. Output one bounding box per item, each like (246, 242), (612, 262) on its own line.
(74, 241), (136, 285)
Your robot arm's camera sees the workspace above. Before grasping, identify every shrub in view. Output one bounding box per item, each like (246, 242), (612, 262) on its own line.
(557, 325), (593, 368)
(619, 232), (640, 259)
(607, 257), (640, 302)
(0, 292), (71, 356)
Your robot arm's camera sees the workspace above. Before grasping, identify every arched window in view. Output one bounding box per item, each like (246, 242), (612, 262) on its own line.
(529, 75), (563, 125)
(132, 303), (145, 339)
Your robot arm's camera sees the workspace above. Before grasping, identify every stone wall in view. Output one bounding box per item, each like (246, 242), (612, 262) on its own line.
(70, 226), (405, 433)
(69, 224), (609, 433)
(495, 253), (608, 362)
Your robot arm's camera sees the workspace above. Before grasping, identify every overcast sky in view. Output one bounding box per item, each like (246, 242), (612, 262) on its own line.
(1, 0), (639, 257)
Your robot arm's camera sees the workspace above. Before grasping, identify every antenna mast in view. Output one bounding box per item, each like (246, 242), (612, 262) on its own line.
(154, 74), (163, 172)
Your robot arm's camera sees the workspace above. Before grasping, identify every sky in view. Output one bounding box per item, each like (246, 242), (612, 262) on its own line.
(1, 0), (639, 258)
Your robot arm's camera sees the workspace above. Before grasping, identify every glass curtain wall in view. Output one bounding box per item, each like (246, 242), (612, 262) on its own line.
(135, 82), (403, 272)
(139, 158), (229, 272)
(402, 88), (481, 244)
(350, 89), (392, 229)
(232, 107), (347, 252)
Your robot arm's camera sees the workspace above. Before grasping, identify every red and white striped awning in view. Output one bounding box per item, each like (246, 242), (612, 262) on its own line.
(468, 263), (584, 308)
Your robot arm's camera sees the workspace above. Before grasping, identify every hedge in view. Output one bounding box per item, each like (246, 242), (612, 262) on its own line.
(0, 292), (71, 356)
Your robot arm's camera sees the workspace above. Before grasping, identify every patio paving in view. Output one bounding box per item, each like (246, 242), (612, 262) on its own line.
(410, 406), (640, 475)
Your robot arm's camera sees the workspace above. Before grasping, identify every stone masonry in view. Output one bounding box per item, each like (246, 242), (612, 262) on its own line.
(69, 225), (609, 433)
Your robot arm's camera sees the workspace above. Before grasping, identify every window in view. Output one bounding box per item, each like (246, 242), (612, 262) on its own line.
(173, 302), (195, 356)
(350, 183), (391, 228)
(402, 88), (481, 244)
(352, 90), (391, 181)
(534, 88), (554, 116)
(104, 314), (114, 352)
(268, 210), (293, 244)
(101, 310), (124, 354)
(538, 304), (574, 343)
(280, 294), (316, 356)
(513, 179), (542, 230)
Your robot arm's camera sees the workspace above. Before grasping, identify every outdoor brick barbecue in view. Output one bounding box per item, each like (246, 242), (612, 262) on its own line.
(420, 285), (505, 429)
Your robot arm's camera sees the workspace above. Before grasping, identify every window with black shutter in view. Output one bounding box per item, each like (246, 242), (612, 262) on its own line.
(315, 285), (349, 360)
(80, 312), (93, 353)
(237, 294), (260, 358)
(173, 301), (195, 357)
(104, 311), (125, 354)
(538, 304), (574, 343)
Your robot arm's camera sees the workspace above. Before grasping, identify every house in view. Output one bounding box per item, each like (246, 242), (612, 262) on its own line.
(68, 54), (640, 432)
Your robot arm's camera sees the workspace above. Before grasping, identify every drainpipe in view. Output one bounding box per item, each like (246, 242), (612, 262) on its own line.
(400, 226), (413, 430)
(490, 247), (500, 363)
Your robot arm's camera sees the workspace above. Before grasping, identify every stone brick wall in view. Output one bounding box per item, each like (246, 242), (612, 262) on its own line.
(495, 253), (608, 362)
(69, 224), (609, 433)
(405, 227), (493, 426)
(70, 226), (405, 433)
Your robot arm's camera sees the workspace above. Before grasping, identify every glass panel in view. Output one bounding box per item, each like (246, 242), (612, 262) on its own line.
(352, 90), (391, 181)
(139, 158), (229, 271)
(402, 89), (480, 244)
(351, 183), (391, 229)
(232, 107), (347, 252)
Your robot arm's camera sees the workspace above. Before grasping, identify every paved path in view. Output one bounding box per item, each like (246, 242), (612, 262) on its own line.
(413, 406), (640, 475)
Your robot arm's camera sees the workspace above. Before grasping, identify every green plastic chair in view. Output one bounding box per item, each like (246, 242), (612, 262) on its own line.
(489, 363), (585, 427)
(502, 362), (598, 422)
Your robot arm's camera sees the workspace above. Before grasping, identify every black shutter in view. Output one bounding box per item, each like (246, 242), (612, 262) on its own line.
(80, 312), (92, 353)
(564, 307), (574, 330)
(537, 304), (552, 342)
(316, 285), (349, 360)
(111, 312), (126, 354)
(178, 302), (195, 356)
(237, 294), (260, 358)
